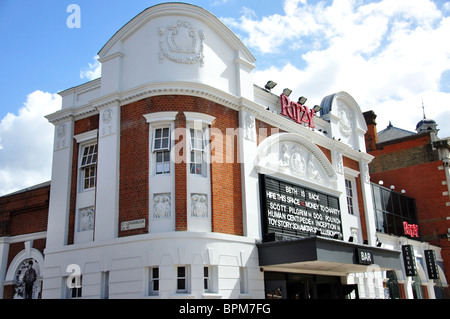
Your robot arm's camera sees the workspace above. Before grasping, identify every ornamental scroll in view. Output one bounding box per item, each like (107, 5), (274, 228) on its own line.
(159, 20), (205, 66)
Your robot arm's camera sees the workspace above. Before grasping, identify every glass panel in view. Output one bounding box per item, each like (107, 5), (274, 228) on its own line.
(161, 138), (169, 149)
(154, 139), (161, 150)
(152, 268), (159, 279)
(373, 186), (382, 210)
(177, 279), (186, 290)
(162, 128), (169, 138)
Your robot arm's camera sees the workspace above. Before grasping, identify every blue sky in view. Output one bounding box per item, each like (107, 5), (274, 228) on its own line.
(1, 0), (450, 195)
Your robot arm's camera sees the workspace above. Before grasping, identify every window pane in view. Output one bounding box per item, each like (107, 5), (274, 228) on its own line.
(162, 128), (169, 138)
(152, 268), (159, 279)
(373, 186), (382, 209)
(177, 279), (186, 290)
(155, 128), (162, 138)
(178, 267), (185, 277)
(154, 139), (161, 150)
(164, 151), (170, 162)
(161, 138), (169, 149)
(163, 163), (170, 173)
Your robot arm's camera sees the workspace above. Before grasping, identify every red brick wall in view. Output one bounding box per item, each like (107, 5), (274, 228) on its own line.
(119, 99), (150, 236)
(118, 95), (243, 236)
(0, 185), (49, 238)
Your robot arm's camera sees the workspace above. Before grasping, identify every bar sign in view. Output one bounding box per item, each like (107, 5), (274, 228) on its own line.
(424, 250), (439, 280)
(402, 245), (417, 277)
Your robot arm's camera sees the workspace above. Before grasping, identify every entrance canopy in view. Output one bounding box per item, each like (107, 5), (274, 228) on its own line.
(257, 236), (401, 275)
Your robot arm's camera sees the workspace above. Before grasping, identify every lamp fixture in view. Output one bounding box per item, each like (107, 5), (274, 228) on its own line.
(313, 105), (322, 112)
(298, 96), (307, 105)
(282, 88), (292, 96)
(264, 81), (277, 91)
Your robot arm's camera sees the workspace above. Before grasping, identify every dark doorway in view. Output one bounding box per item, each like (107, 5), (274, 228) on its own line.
(265, 272), (359, 299)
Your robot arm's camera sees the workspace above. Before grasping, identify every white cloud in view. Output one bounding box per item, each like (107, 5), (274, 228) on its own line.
(0, 90), (61, 196)
(229, 0), (450, 138)
(80, 55), (101, 81)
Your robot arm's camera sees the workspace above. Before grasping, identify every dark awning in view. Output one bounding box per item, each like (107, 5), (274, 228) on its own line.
(257, 236), (402, 275)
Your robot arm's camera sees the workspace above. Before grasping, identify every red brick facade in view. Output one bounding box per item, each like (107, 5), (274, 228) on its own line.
(118, 95), (243, 236)
(364, 112), (450, 284)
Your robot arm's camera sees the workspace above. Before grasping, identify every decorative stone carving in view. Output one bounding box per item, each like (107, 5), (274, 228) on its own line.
(153, 194), (171, 219)
(334, 151), (344, 174)
(308, 158), (323, 182)
(337, 102), (354, 137)
(289, 146), (307, 176)
(101, 108), (114, 137)
(191, 194), (208, 218)
(79, 207), (95, 232)
(280, 144), (290, 167)
(55, 124), (68, 150)
(159, 20), (205, 66)
(244, 114), (255, 141)
(279, 144), (308, 177)
(363, 163), (370, 184)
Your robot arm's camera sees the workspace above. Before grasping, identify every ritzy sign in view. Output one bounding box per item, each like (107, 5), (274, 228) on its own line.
(280, 94), (316, 128)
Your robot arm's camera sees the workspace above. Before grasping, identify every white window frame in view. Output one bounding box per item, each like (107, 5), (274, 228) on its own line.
(148, 266), (160, 296)
(153, 127), (171, 175)
(203, 265), (218, 293)
(189, 128), (207, 177)
(101, 271), (109, 299)
(74, 130), (98, 193)
(345, 178), (355, 215)
(176, 265), (190, 294)
(343, 167), (360, 217)
(144, 112), (178, 177)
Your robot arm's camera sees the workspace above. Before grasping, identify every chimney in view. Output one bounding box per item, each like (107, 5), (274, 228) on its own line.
(363, 110), (378, 152)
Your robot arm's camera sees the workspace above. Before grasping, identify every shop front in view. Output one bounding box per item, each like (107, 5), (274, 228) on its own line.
(258, 236), (401, 299)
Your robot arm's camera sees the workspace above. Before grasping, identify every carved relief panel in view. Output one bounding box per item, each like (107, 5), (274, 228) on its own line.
(159, 20), (205, 66)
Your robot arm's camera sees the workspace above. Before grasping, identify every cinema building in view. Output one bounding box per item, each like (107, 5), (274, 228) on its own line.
(0, 3), (446, 299)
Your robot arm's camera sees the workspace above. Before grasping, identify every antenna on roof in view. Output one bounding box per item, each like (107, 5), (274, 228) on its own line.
(421, 99), (426, 119)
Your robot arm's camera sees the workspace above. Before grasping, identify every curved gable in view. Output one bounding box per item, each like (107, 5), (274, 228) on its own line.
(320, 91), (368, 150)
(99, 3), (254, 62)
(96, 3), (256, 99)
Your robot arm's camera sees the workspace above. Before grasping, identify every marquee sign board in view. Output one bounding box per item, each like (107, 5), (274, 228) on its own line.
(260, 175), (342, 241)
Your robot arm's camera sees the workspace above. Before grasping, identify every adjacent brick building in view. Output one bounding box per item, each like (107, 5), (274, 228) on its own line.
(0, 182), (49, 298)
(364, 110), (450, 290)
